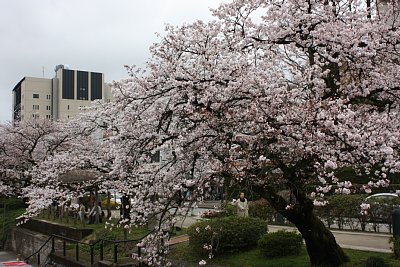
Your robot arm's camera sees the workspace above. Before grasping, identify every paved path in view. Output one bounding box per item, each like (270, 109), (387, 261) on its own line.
(0, 251), (18, 262)
(268, 225), (392, 253)
(172, 216), (393, 253)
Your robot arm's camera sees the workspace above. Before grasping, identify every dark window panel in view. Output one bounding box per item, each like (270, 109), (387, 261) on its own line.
(62, 69), (74, 99)
(77, 71), (89, 100)
(13, 83), (22, 121)
(91, 72), (102, 100)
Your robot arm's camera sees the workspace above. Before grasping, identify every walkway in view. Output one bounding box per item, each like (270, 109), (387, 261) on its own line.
(172, 216), (393, 253)
(0, 251), (18, 262)
(269, 225), (392, 253)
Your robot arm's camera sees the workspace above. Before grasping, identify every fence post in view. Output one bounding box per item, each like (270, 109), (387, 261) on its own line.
(63, 240), (66, 256)
(90, 246), (94, 266)
(100, 240), (104, 261)
(113, 244), (118, 263)
(137, 245), (142, 267)
(51, 236), (55, 252)
(76, 243), (79, 262)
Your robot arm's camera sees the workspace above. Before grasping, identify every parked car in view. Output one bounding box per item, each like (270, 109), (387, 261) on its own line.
(365, 193), (399, 201)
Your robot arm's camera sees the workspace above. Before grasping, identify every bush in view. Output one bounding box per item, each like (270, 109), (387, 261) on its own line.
(101, 199), (118, 210)
(314, 194), (366, 230)
(390, 236), (400, 259)
(258, 230), (303, 258)
(249, 199), (276, 222)
(364, 256), (390, 267)
(187, 216), (268, 256)
(0, 198), (26, 210)
(222, 204), (237, 217)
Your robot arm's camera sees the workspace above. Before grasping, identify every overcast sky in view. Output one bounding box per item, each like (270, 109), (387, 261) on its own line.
(0, 0), (226, 123)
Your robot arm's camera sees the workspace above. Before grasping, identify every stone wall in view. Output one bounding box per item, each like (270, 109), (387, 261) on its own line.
(8, 227), (52, 262)
(21, 219), (92, 240)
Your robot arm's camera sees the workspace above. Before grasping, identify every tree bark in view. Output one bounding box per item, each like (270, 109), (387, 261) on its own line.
(254, 186), (348, 267)
(107, 191), (111, 219)
(291, 209), (348, 267)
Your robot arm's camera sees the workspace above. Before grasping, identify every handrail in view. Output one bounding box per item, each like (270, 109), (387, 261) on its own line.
(24, 232), (150, 266)
(24, 234), (54, 264)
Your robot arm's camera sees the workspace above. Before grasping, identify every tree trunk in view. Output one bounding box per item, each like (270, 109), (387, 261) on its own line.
(107, 191), (111, 219)
(254, 186), (348, 267)
(292, 210), (348, 267)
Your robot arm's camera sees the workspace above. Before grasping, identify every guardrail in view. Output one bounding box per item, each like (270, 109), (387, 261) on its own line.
(24, 233), (149, 266)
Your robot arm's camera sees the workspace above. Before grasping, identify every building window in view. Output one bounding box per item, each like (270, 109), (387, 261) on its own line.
(46, 106), (51, 111)
(32, 114), (39, 119)
(77, 71), (89, 100)
(46, 94), (51, 100)
(33, 93), (39, 98)
(91, 72), (103, 100)
(46, 114), (51, 119)
(67, 105), (70, 110)
(33, 104), (39, 110)
(62, 69), (75, 99)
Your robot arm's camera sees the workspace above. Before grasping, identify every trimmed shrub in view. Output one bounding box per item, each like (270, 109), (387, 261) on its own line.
(258, 230), (303, 258)
(187, 216), (268, 256)
(314, 194), (367, 230)
(222, 204), (237, 217)
(249, 198), (276, 222)
(364, 256), (390, 267)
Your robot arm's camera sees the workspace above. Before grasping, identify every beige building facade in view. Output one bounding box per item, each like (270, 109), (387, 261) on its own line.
(12, 65), (113, 123)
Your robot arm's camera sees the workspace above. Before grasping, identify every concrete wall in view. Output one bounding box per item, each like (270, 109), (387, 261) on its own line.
(20, 77), (52, 121)
(8, 227), (52, 261)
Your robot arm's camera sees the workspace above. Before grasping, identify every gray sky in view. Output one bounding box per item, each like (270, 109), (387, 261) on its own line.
(0, 0), (226, 123)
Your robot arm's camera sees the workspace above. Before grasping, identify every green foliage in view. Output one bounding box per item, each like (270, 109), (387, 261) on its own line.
(169, 243), (400, 267)
(0, 198), (26, 249)
(390, 236), (400, 259)
(248, 198), (276, 222)
(258, 230), (303, 258)
(314, 194), (367, 230)
(0, 198), (26, 210)
(101, 199), (118, 210)
(187, 216), (268, 256)
(222, 204), (237, 217)
(364, 256), (390, 267)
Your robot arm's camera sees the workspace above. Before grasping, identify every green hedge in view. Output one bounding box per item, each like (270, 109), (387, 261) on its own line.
(248, 199), (276, 222)
(314, 194), (367, 230)
(258, 230), (303, 258)
(187, 216), (268, 256)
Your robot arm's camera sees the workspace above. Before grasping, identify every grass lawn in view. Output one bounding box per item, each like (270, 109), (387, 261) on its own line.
(169, 242), (400, 267)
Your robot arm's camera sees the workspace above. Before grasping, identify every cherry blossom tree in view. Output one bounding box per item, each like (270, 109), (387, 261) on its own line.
(0, 119), (77, 197)
(26, 0), (400, 266)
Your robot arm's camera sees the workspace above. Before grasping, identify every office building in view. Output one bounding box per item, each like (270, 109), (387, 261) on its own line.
(12, 65), (113, 122)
